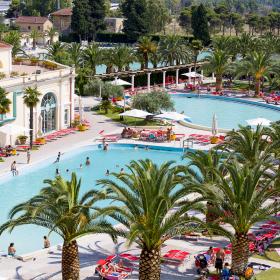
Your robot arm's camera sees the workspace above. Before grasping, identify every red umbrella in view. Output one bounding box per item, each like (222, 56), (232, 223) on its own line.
(97, 259), (107, 265)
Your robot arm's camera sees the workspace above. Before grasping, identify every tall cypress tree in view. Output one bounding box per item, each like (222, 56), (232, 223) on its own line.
(121, 0), (149, 42)
(71, 0), (91, 41)
(191, 4), (210, 46)
(88, 0), (106, 40)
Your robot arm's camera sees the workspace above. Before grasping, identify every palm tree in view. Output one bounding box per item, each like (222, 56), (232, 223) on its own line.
(194, 160), (280, 274)
(235, 51), (275, 96)
(102, 48), (115, 74)
(234, 33), (258, 59)
(98, 159), (206, 280)
(30, 29), (41, 49)
(183, 150), (227, 223)
(46, 41), (66, 64)
(67, 42), (83, 68)
(0, 87), (11, 116)
(3, 31), (22, 57)
(23, 87), (41, 148)
(0, 173), (113, 280)
(159, 35), (191, 66)
(111, 45), (134, 72)
(82, 44), (103, 75)
(137, 36), (157, 69)
(203, 49), (231, 92)
(46, 27), (57, 45)
(218, 125), (278, 167)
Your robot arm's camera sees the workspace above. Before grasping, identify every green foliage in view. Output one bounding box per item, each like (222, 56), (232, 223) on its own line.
(71, 0), (91, 40)
(3, 31), (22, 57)
(97, 159), (205, 250)
(88, 0), (106, 40)
(45, 41), (67, 64)
(0, 87), (11, 115)
(121, 0), (149, 41)
(82, 44), (103, 75)
(84, 79), (123, 99)
(191, 4), (210, 46)
(159, 35), (192, 66)
(131, 90), (174, 113)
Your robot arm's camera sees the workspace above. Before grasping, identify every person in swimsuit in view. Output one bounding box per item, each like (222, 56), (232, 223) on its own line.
(8, 243), (16, 257)
(215, 248), (225, 274)
(43, 236), (50, 248)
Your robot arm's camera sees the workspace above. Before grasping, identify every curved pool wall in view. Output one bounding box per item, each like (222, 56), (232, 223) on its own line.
(0, 143), (190, 255)
(172, 93), (280, 131)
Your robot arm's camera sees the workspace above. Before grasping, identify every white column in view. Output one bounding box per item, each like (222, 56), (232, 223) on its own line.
(188, 67), (192, 84)
(201, 70), (204, 81)
(147, 72), (151, 92)
(212, 72), (215, 79)
(163, 71), (166, 89)
(176, 69), (179, 86)
(131, 74), (135, 91)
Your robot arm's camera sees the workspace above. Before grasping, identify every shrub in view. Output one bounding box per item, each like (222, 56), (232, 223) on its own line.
(10, 71), (19, 77)
(0, 72), (6, 80)
(83, 79), (124, 99)
(131, 90), (174, 114)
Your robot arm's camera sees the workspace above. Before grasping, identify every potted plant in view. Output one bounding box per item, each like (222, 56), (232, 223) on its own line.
(36, 137), (46, 144)
(77, 124), (87, 131)
(17, 135), (28, 144)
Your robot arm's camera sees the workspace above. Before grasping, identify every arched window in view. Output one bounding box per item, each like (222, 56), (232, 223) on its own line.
(40, 92), (56, 133)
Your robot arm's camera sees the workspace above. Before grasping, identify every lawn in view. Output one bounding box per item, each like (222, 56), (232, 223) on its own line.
(96, 109), (169, 127)
(255, 268), (280, 280)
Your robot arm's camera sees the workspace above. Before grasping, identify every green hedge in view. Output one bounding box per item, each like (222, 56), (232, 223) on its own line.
(95, 32), (135, 44)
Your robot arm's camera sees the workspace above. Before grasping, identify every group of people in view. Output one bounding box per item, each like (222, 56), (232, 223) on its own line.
(6, 236), (50, 258)
(55, 154), (91, 176)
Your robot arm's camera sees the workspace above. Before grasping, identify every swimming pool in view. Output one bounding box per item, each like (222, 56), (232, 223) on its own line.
(0, 145), (185, 255)
(172, 95), (280, 129)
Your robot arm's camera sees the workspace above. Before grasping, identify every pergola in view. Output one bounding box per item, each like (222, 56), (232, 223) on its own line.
(94, 62), (211, 92)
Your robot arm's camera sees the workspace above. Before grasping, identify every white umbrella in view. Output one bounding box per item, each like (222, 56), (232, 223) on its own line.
(212, 113), (218, 136)
(79, 96), (83, 121)
(0, 124), (29, 145)
(181, 72), (203, 78)
(37, 114), (43, 136)
(155, 111), (191, 122)
(246, 118), (271, 126)
(110, 78), (132, 86)
(119, 109), (153, 119)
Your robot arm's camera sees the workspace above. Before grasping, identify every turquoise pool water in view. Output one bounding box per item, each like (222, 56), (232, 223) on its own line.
(0, 146), (184, 254)
(172, 95), (280, 129)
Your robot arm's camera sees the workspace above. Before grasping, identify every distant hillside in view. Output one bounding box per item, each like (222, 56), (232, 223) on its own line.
(181, 0), (280, 12)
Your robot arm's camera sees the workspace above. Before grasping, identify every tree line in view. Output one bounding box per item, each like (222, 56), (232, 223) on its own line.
(180, 2), (280, 38)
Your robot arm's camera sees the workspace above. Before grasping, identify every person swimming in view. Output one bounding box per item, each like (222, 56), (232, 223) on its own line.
(55, 168), (60, 176)
(106, 169), (110, 176)
(79, 164), (83, 169)
(85, 157), (90, 166)
(66, 169), (69, 173)
(120, 168), (124, 174)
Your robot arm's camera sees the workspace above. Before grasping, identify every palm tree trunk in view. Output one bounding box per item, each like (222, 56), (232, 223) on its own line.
(255, 78), (261, 97)
(29, 107), (33, 148)
(33, 39), (36, 49)
(139, 247), (161, 280)
(62, 240), (80, 280)
(231, 233), (249, 275)
(216, 74), (222, 92)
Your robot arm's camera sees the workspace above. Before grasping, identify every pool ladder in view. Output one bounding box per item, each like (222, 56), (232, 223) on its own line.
(182, 139), (194, 153)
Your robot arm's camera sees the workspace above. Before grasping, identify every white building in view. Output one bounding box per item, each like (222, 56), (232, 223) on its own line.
(0, 42), (75, 146)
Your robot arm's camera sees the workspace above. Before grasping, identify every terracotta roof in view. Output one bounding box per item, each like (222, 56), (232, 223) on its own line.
(0, 42), (12, 49)
(15, 16), (49, 24)
(51, 8), (72, 16)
